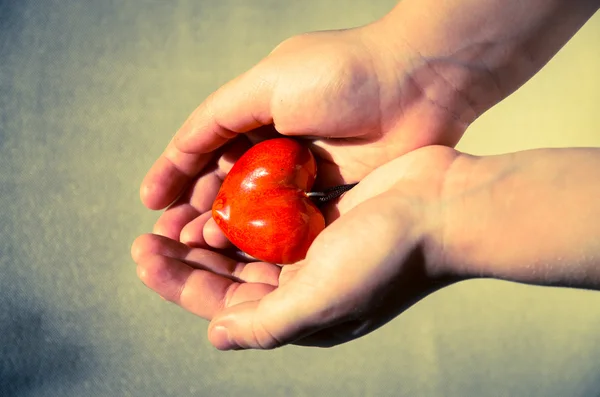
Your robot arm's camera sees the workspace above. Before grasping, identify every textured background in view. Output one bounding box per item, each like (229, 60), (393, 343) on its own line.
(1, 1), (599, 396)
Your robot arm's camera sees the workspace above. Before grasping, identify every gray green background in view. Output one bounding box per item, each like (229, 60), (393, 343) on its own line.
(1, 1), (599, 396)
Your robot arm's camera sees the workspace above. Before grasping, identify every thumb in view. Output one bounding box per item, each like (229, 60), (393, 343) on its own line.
(207, 274), (336, 350)
(174, 65), (275, 154)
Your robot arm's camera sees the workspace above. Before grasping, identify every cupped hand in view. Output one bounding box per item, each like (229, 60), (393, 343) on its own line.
(132, 146), (461, 349)
(140, 25), (476, 242)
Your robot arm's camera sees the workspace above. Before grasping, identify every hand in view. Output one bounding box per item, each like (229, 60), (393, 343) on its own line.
(140, 25), (477, 242)
(134, 142), (600, 349)
(139, 0), (599, 243)
(132, 146), (460, 349)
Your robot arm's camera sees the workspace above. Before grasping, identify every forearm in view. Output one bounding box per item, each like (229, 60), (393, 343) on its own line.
(369, 0), (599, 123)
(440, 148), (600, 289)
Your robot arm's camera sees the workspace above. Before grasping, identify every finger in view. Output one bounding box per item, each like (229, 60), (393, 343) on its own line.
(153, 204), (202, 241)
(181, 135), (249, 212)
(132, 232), (232, 269)
(136, 254), (275, 319)
(245, 124), (282, 145)
(140, 136), (216, 210)
(140, 84), (259, 211)
(180, 214), (231, 249)
(177, 212), (213, 247)
(153, 137), (251, 240)
(174, 67), (274, 155)
(132, 233), (178, 262)
(203, 217), (230, 249)
(207, 279), (341, 350)
(152, 170), (218, 241)
(132, 233), (279, 284)
(132, 235), (281, 318)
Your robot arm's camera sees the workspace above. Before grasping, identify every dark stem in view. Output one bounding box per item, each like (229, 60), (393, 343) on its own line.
(306, 183), (358, 204)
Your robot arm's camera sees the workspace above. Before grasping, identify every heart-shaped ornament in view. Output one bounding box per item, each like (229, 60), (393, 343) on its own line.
(212, 138), (325, 264)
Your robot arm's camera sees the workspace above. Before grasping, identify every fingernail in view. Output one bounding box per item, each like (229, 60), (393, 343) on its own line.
(212, 325), (237, 350)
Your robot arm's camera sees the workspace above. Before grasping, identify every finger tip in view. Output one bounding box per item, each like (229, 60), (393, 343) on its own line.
(131, 233), (156, 262)
(179, 222), (203, 247)
(178, 229), (194, 247)
(203, 218), (230, 249)
(136, 260), (161, 292)
(209, 325), (239, 351)
(140, 182), (166, 211)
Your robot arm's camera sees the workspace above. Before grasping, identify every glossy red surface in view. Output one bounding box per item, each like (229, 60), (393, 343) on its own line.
(212, 138), (325, 264)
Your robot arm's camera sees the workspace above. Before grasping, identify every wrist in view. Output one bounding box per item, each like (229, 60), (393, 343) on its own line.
(381, 147), (471, 282)
(366, 0), (598, 125)
(416, 152), (478, 281)
(434, 148), (600, 289)
(429, 152), (497, 280)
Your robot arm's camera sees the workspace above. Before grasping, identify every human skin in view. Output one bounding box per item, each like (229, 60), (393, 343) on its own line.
(440, 148), (600, 290)
(134, 0), (600, 349)
(132, 146), (600, 349)
(138, 0), (598, 246)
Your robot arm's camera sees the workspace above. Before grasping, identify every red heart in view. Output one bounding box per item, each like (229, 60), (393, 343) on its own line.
(212, 138), (325, 264)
